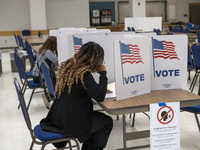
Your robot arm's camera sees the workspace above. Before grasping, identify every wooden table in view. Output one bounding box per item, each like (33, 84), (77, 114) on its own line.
(24, 38), (46, 46)
(99, 89), (200, 150)
(21, 35), (40, 40)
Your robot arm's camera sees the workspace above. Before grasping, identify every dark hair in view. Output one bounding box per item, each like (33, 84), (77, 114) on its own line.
(55, 42), (104, 96)
(38, 36), (57, 54)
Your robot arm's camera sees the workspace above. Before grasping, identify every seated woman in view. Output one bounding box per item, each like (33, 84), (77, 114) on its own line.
(40, 42), (113, 150)
(32, 36), (58, 109)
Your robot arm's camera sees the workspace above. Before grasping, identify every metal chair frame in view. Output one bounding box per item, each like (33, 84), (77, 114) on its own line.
(14, 78), (80, 150)
(14, 51), (42, 110)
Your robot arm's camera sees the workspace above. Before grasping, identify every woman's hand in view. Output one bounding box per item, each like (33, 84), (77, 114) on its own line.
(106, 89), (113, 93)
(98, 65), (106, 73)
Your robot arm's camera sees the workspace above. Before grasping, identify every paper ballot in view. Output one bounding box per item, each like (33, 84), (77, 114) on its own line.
(105, 82), (116, 98)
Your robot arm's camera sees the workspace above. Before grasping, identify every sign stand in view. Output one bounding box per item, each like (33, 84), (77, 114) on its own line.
(150, 102), (180, 150)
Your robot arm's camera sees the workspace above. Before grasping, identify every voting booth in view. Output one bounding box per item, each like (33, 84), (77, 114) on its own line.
(151, 35), (187, 90)
(125, 17), (162, 31)
(114, 37), (151, 100)
(83, 34), (125, 83)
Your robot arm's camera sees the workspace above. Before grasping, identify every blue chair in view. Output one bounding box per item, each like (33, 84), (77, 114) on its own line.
(197, 31), (200, 43)
(153, 28), (157, 32)
(169, 25), (173, 32)
(127, 27), (131, 31)
(181, 105), (200, 131)
(166, 32), (173, 35)
(189, 44), (200, 95)
(38, 31), (43, 38)
(40, 61), (56, 101)
(179, 25), (184, 32)
(17, 35), (25, 50)
(187, 45), (194, 80)
(14, 33), (19, 47)
(14, 78), (80, 150)
(14, 50), (41, 110)
(173, 27), (180, 32)
(25, 40), (36, 70)
(131, 27), (135, 32)
(184, 28), (190, 33)
(156, 29), (161, 35)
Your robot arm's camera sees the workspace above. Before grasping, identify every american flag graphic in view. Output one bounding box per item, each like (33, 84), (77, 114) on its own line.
(120, 42), (143, 64)
(152, 39), (179, 60)
(73, 37), (82, 54)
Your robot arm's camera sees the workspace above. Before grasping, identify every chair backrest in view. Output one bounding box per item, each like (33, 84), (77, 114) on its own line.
(173, 27), (180, 32)
(179, 25), (184, 32)
(131, 27), (135, 32)
(14, 33), (19, 46)
(17, 35), (25, 49)
(38, 31), (43, 37)
(14, 49), (27, 80)
(166, 32), (173, 35)
(197, 31), (200, 43)
(191, 44), (200, 69)
(188, 45), (194, 69)
(153, 28), (157, 32)
(40, 61), (55, 96)
(184, 28), (190, 33)
(127, 27), (131, 31)
(25, 40), (36, 63)
(169, 25), (173, 31)
(156, 29), (161, 35)
(14, 78), (32, 130)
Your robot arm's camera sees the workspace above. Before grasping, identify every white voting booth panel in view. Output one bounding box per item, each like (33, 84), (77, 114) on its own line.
(125, 17), (162, 31)
(114, 37), (151, 100)
(67, 32), (105, 58)
(125, 17), (143, 31)
(89, 29), (111, 34)
(143, 17), (162, 31)
(151, 35), (187, 90)
(49, 30), (59, 37)
(107, 32), (136, 35)
(57, 30), (87, 64)
(83, 34), (124, 84)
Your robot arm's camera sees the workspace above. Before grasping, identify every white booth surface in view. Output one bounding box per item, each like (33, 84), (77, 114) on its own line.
(57, 30), (87, 64)
(114, 37), (151, 100)
(67, 32), (106, 58)
(125, 17), (162, 31)
(151, 35), (187, 90)
(82, 34), (124, 84)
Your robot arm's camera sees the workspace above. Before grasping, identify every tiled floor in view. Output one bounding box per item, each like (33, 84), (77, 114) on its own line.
(0, 51), (200, 150)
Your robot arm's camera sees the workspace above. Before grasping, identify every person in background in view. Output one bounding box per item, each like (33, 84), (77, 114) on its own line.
(32, 36), (58, 109)
(40, 42), (113, 150)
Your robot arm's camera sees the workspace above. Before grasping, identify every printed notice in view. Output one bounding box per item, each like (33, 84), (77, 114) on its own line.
(150, 102), (180, 150)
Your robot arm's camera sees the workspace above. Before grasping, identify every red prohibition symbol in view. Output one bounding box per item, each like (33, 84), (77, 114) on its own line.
(157, 106), (174, 124)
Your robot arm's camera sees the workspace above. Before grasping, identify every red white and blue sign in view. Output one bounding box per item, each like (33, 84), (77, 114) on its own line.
(151, 35), (187, 90)
(114, 38), (151, 100)
(73, 36), (82, 54)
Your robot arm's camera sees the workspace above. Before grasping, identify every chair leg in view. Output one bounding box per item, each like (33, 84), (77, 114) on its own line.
(198, 77), (200, 95)
(18, 85), (28, 109)
(116, 115), (119, 120)
(188, 70), (191, 80)
(29, 141), (34, 150)
(194, 113), (200, 132)
(189, 72), (198, 90)
(191, 73), (199, 93)
(132, 113), (136, 127)
(27, 88), (35, 110)
(68, 140), (72, 150)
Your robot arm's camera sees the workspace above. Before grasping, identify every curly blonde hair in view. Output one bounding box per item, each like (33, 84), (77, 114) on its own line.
(55, 42), (104, 96)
